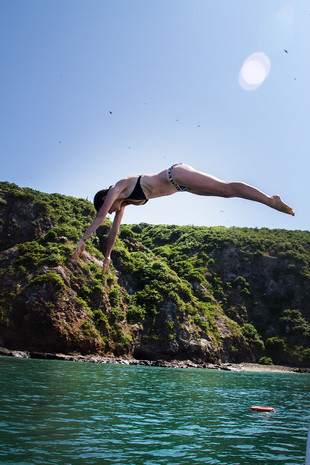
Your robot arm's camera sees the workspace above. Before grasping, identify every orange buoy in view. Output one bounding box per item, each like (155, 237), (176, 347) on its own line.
(251, 406), (275, 412)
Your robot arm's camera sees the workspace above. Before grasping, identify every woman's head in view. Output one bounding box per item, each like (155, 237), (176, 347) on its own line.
(93, 188), (110, 212)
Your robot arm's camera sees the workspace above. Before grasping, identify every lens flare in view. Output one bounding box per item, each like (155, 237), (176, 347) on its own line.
(239, 52), (271, 91)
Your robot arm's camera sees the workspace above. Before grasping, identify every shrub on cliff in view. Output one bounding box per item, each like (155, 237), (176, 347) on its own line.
(241, 323), (265, 355)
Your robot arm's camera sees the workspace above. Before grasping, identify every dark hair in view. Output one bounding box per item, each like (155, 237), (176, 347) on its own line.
(93, 188), (110, 212)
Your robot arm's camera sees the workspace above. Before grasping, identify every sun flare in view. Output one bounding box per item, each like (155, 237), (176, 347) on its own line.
(239, 52), (271, 91)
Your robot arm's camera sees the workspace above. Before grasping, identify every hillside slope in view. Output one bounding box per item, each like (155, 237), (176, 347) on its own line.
(0, 182), (309, 366)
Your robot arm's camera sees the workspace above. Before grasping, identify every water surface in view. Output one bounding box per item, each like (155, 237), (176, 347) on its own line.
(0, 356), (309, 464)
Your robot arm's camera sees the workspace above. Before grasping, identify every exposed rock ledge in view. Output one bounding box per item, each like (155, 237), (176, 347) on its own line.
(1, 347), (308, 373)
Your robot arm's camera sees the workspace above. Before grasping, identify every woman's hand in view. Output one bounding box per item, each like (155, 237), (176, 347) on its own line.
(102, 257), (111, 274)
(72, 239), (85, 260)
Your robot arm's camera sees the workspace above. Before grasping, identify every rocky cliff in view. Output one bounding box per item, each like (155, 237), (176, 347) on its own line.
(0, 182), (309, 366)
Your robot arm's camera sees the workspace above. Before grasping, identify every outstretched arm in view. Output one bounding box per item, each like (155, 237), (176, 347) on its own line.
(102, 206), (125, 273)
(72, 183), (125, 261)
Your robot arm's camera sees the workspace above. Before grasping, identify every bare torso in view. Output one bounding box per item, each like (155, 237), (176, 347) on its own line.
(118, 163), (218, 201)
(117, 168), (177, 201)
(140, 169), (177, 199)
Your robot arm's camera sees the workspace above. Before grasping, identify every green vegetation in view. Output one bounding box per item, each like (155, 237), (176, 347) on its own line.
(26, 272), (65, 297)
(258, 356), (273, 365)
(241, 323), (265, 354)
(0, 181), (310, 365)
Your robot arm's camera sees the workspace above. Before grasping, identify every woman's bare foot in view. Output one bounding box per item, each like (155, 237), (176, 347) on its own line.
(270, 195), (295, 216)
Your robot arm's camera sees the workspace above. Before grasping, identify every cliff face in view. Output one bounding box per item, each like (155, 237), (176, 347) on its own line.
(0, 182), (309, 366)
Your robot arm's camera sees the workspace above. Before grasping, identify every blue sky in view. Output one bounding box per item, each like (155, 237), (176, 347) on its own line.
(1, 0), (309, 231)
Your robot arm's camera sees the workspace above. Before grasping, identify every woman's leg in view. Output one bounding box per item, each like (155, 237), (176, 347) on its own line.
(171, 164), (295, 215)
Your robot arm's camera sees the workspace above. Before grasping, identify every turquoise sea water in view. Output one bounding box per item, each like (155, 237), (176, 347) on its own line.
(0, 356), (309, 465)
